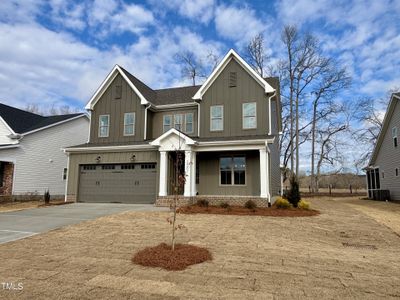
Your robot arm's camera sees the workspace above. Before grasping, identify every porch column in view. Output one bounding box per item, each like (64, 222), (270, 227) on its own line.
(191, 152), (197, 196)
(259, 148), (270, 199)
(159, 151), (168, 196)
(184, 150), (193, 197)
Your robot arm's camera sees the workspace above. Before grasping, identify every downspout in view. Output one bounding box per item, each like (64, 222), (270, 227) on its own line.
(267, 90), (276, 135)
(266, 144), (271, 206)
(196, 100), (201, 136)
(144, 104), (151, 140)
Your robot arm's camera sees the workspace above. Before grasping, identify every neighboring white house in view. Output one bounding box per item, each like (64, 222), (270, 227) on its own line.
(0, 103), (89, 198)
(366, 93), (400, 200)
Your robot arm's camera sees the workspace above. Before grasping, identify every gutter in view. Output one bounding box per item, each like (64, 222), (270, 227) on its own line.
(144, 103), (151, 140)
(267, 90), (277, 135)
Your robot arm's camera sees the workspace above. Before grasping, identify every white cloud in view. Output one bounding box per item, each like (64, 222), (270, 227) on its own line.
(214, 4), (267, 46)
(87, 0), (154, 36)
(0, 0), (44, 24)
(48, 0), (86, 30)
(149, 0), (215, 23)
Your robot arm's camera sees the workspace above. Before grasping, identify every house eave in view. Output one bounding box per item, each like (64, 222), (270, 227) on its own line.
(64, 144), (157, 153)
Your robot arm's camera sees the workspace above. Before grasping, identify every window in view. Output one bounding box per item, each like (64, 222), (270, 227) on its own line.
(174, 114), (183, 130)
(63, 168), (67, 180)
(229, 72), (237, 87)
(163, 115), (172, 133)
(121, 164), (135, 170)
(124, 112), (135, 136)
(185, 113), (193, 133)
(83, 165), (96, 170)
(102, 165), (115, 170)
(243, 102), (257, 129)
(220, 156), (246, 185)
(99, 115), (109, 137)
(210, 105), (223, 131)
(0, 162), (4, 187)
(141, 163), (156, 169)
(392, 127), (398, 147)
(396, 168), (399, 177)
(115, 85), (122, 99)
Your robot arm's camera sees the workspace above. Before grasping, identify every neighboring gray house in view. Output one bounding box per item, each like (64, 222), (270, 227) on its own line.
(0, 103), (89, 199)
(366, 93), (400, 200)
(65, 49), (282, 206)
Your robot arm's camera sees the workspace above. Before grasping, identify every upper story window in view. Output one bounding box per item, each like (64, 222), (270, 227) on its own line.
(210, 105), (223, 131)
(174, 114), (183, 131)
(392, 127), (398, 147)
(99, 115), (110, 137)
(220, 156), (246, 185)
(115, 85), (122, 99)
(185, 113), (193, 133)
(396, 168), (399, 177)
(163, 115), (172, 133)
(243, 102), (257, 129)
(124, 112), (135, 136)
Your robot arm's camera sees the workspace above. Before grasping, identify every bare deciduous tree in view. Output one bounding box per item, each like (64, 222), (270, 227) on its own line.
(175, 51), (206, 86)
(246, 33), (268, 77)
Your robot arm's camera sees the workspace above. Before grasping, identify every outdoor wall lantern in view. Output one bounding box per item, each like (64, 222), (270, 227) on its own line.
(130, 155), (136, 162)
(95, 156), (101, 163)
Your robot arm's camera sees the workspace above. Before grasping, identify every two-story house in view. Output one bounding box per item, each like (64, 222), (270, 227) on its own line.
(0, 103), (89, 199)
(366, 92), (400, 200)
(65, 49), (282, 206)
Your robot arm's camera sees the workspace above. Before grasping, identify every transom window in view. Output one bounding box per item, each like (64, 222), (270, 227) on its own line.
(124, 112), (135, 136)
(220, 156), (246, 185)
(99, 115), (110, 137)
(392, 127), (398, 148)
(243, 102), (257, 129)
(210, 105), (223, 131)
(174, 114), (183, 131)
(163, 115), (172, 133)
(185, 113), (193, 133)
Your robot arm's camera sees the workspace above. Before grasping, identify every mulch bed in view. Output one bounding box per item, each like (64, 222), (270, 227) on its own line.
(178, 205), (320, 217)
(38, 200), (74, 207)
(132, 243), (212, 271)
(301, 192), (365, 198)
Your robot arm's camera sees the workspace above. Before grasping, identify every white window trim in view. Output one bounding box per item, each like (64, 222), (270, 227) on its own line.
(210, 105), (224, 132)
(163, 115), (172, 133)
(174, 114), (183, 131)
(242, 102), (257, 129)
(123, 112), (135, 136)
(98, 114), (110, 138)
(185, 113), (194, 134)
(219, 156), (246, 186)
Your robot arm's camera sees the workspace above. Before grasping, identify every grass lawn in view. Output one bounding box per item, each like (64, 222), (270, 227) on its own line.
(0, 196), (399, 299)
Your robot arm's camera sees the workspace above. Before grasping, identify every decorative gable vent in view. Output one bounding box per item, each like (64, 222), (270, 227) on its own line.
(115, 85), (122, 99)
(229, 72), (237, 87)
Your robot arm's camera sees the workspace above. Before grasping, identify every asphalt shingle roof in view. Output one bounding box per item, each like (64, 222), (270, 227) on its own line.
(0, 103), (84, 134)
(121, 67), (279, 106)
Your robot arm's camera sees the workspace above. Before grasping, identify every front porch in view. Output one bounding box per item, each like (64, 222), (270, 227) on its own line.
(150, 129), (274, 207)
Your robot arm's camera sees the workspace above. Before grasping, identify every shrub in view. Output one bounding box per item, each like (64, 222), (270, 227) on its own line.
(196, 199), (209, 207)
(274, 197), (292, 209)
(219, 202), (230, 209)
(244, 200), (257, 210)
(44, 190), (50, 204)
(298, 200), (310, 210)
(286, 175), (301, 207)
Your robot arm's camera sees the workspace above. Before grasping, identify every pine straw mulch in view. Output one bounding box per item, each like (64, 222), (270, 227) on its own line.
(177, 205), (320, 217)
(132, 243), (212, 271)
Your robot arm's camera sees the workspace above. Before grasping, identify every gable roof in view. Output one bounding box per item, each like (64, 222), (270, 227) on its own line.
(85, 65), (202, 110)
(192, 49), (275, 100)
(0, 103), (86, 135)
(150, 128), (197, 146)
(369, 93), (400, 166)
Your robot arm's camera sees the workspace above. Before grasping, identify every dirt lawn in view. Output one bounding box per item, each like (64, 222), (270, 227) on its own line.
(0, 197), (399, 299)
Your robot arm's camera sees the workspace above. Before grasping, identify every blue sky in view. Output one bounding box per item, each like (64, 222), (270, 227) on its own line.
(0, 0), (399, 171)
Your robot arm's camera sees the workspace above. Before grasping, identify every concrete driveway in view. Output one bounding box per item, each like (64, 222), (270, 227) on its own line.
(0, 203), (168, 244)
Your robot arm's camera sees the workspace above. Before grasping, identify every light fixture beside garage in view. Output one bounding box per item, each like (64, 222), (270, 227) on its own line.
(95, 156), (101, 163)
(130, 155), (136, 162)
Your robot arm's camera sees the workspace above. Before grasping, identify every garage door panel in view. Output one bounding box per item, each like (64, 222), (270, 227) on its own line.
(78, 164), (157, 204)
